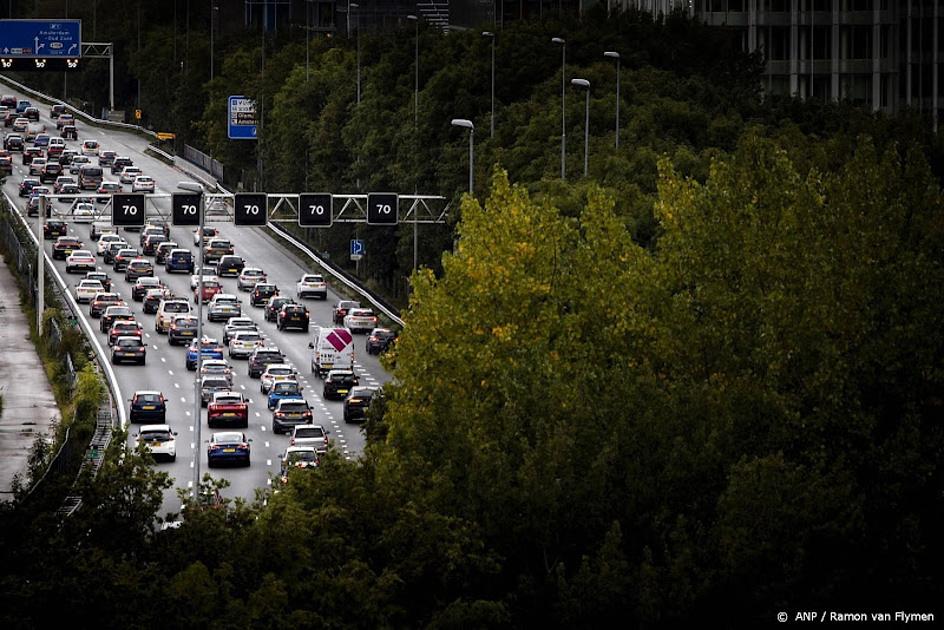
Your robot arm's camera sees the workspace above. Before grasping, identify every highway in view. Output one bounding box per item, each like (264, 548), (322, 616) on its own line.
(0, 87), (392, 518)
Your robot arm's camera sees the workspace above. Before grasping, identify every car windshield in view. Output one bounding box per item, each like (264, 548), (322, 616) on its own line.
(280, 402), (308, 414)
(165, 303), (189, 312)
(215, 395), (241, 405)
(294, 427), (324, 438)
(141, 431), (171, 442)
(136, 394), (161, 403)
(234, 333), (261, 342)
(273, 383), (300, 394)
(255, 352), (281, 361)
(174, 317), (195, 326)
(330, 373), (357, 385)
(268, 367), (293, 376)
(117, 338), (141, 347)
(214, 433), (243, 444)
(203, 378), (228, 388)
(288, 451), (317, 463)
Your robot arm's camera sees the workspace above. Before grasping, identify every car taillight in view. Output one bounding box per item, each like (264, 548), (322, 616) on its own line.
(289, 437), (295, 445)
(275, 412), (285, 417)
(209, 445), (221, 451)
(238, 443), (249, 450)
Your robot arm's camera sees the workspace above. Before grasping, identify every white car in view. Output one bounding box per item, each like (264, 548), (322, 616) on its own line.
(134, 424), (177, 462)
(81, 140), (100, 156)
(228, 330), (265, 359)
(65, 249), (96, 273)
(119, 166), (142, 184)
(222, 316), (257, 344)
(71, 202), (95, 223)
(280, 446), (319, 477)
(190, 272), (220, 291)
(97, 233), (124, 255)
(236, 267), (266, 291)
(200, 359), (234, 386)
(74, 279), (105, 303)
(296, 274), (327, 300)
(131, 175), (155, 193)
(289, 424), (329, 450)
(260, 364), (298, 394)
(343, 308), (378, 334)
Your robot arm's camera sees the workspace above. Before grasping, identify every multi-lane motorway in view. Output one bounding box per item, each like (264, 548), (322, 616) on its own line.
(0, 87), (392, 517)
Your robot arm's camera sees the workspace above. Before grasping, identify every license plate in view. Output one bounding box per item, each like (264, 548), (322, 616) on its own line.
(227, 268), (236, 273)
(223, 412), (237, 417)
(223, 448), (235, 453)
(338, 389), (349, 394)
(142, 405), (155, 410)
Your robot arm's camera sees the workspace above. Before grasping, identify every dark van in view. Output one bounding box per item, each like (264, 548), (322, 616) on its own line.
(78, 165), (104, 190)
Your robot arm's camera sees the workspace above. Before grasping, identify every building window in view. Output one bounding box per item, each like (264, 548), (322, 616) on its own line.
(769, 26), (790, 60)
(813, 25), (832, 59)
(848, 0), (872, 11)
(812, 0), (833, 10)
(848, 25), (873, 59)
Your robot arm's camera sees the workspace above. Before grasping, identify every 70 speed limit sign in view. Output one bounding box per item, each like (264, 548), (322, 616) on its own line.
(171, 193), (202, 226)
(234, 193), (267, 226)
(298, 193), (332, 228)
(367, 192), (398, 226)
(111, 193), (145, 227)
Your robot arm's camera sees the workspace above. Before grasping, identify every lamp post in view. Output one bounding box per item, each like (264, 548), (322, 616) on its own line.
(451, 119), (474, 194)
(407, 14), (419, 272)
(571, 78), (590, 177)
(483, 31), (495, 139)
(210, 2), (218, 81)
(604, 51), (620, 149)
(352, 2), (360, 103)
(551, 37), (566, 179)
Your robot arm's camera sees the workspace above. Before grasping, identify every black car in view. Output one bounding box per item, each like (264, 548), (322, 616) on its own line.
(50, 104), (66, 119)
(112, 249), (138, 272)
(43, 220), (67, 239)
(18, 177), (40, 197)
(4, 135), (24, 151)
(143, 289), (171, 314)
(21, 146), (43, 165)
(142, 234), (168, 256)
(23, 107), (40, 121)
(39, 162), (63, 183)
(264, 296), (294, 322)
(0, 155), (11, 175)
(84, 272), (111, 292)
(250, 283), (278, 307)
(216, 255), (245, 278)
(110, 156), (133, 175)
(103, 241), (127, 264)
(366, 328), (398, 355)
(129, 390), (167, 423)
(100, 306), (134, 332)
(277, 303), (309, 332)
(168, 316), (199, 346)
(111, 337), (146, 365)
(322, 370), (360, 401)
(131, 277), (162, 301)
(247, 348), (285, 379)
(343, 387), (376, 423)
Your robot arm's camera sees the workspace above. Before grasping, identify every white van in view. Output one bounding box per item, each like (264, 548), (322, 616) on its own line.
(155, 299), (192, 334)
(308, 326), (354, 378)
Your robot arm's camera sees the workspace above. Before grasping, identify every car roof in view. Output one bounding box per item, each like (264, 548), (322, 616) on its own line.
(275, 398), (307, 407)
(140, 424), (172, 432)
(134, 390), (162, 396)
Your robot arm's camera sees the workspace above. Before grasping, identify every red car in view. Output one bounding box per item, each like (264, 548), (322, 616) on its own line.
(194, 279), (222, 303)
(332, 300), (361, 325)
(108, 320), (143, 346)
(207, 392), (249, 429)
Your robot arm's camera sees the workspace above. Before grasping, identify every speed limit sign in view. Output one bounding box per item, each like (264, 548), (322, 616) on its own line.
(234, 193), (267, 226)
(298, 193), (332, 228)
(112, 193), (145, 227)
(366, 192), (398, 226)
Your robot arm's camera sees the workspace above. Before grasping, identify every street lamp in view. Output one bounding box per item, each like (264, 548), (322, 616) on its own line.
(210, 2), (219, 81)
(551, 37), (566, 179)
(571, 78), (590, 177)
(604, 51), (620, 149)
(451, 119), (475, 194)
(407, 14), (419, 271)
(483, 31), (495, 139)
(351, 2), (360, 104)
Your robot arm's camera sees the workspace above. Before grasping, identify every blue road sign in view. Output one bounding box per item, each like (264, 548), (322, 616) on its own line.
(351, 239), (365, 258)
(228, 95), (257, 140)
(0, 20), (81, 58)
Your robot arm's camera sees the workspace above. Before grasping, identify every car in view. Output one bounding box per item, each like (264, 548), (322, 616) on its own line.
(46, 137), (65, 158)
(112, 248), (140, 272)
(207, 293), (241, 322)
(55, 113), (74, 129)
(344, 308), (379, 334)
(216, 254), (245, 278)
(131, 276), (163, 301)
(203, 238), (234, 263)
(322, 369), (360, 401)
(118, 166), (142, 184)
(186, 338), (224, 371)
(98, 150), (117, 167)
(277, 303), (310, 332)
(128, 391), (167, 423)
(40, 162), (63, 184)
(296, 274), (327, 300)
(142, 233), (168, 256)
(228, 330), (265, 359)
(0, 154), (11, 174)
(190, 269), (217, 290)
(60, 125), (78, 140)
(71, 202), (95, 223)
(264, 296), (295, 322)
(206, 431), (251, 468)
(193, 226), (219, 246)
(52, 236), (84, 260)
(280, 446), (319, 478)
(11, 117), (28, 133)
(165, 249), (194, 274)
(90, 222), (116, 241)
(365, 328), (398, 355)
(96, 180), (122, 202)
(22, 146), (43, 165)
(43, 219), (68, 239)
(18, 177), (40, 197)
(23, 107), (40, 121)
(68, 155), (91, 174)
(49, 103), (66, 118)
(108, 320), (144, 346)
(15, 100), (31, 114)
(249, 282), (279, 307)
(89, 292), (123, 318)
(194, 278), (223, 303)
(26, 189), (52, 217)
(332, 300), (361, 325)
(111, 336), (146, 365)
(207, 392), (249, 429)
(260, 364), (299, 394)
(81, 140), (100, 155)
(100, 305), (135, 332)
(27, 157), (47, 176)
(308, 325), (355, 377)
(138, 225), (166, 247)
(168, 315), (199, 346)
(3, 134), (24, 151)
(73, 279), (105, 304)
(0, 95), (17, 107)
(271, 398), (314, 435)
(132, 175), (155, 192)
(143, 288), (173, 315)
(84, 271), (111, 292)
(267, 380), (305, 410)
(200, 359), (234, 386)
(200, 375), (231, 407)
(289, 423), (329, 450)
(32, 133), (50, 148)
(96, 233), (123, 256)
(236, 267), (266, 291)
(2, 110), (17, 127)
(65, 249), (96, 274)
(344, 387), (376, 423)
(222, 317), (257, 344)
(248, 347), (284, 379)
(154, 241), (179, 265)
(103, 241), (130, 265)
(134, 424), (177, 462)
(156, 299), (192, 333)
(124, 258), (154, 282)
(53, 175), (76, 194)
(58, 148), (78, 166)
(57, 183), (81, 200)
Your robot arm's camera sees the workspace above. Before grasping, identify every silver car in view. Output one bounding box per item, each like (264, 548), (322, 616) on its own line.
(229, 330), (264, 359)
(200, 375), (231, 407)
(207, 294), (241, 323)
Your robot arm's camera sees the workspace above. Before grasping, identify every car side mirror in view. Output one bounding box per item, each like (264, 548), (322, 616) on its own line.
(173, 432), (179, 436)
(248, 438), (253, 443)
(132, 433), (138, 437)
(308, 342), (313, 348)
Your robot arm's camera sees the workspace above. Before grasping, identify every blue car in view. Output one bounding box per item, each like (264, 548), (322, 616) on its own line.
(207, 431), (251, 468)
(267, 380), (304, 410)
(129, 390), (167, 423)
(185, 338), (224, 371)
(165, 249), (194, 274)
(15, 100), (30, 114)
(33, 134), (50, 148)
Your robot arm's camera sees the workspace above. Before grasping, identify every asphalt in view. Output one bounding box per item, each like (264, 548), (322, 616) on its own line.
(0, 252), (60, 498)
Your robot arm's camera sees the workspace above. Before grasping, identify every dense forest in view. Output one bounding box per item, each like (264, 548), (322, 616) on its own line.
(2, 5), (943, 628)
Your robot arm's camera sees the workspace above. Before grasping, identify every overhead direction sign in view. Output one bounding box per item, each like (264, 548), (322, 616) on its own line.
(298, 193), (332, 228)
(234, 193), (267, 226)
(227, 95), (257, 140)
(171, 193), (202, 226)
(366, 192), (398, 225)
(111, 193), (145, 227)
(0, 19), (81, 57)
